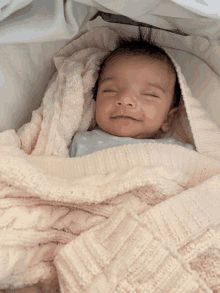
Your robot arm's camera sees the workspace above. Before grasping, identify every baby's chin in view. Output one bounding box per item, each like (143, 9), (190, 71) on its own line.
(98, 125), (157, 139)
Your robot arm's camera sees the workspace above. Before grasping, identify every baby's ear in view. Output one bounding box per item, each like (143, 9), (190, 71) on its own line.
(161, 107), (180, 133)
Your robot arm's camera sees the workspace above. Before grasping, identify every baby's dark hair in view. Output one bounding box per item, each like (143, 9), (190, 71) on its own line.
(92, 28), (181, 110)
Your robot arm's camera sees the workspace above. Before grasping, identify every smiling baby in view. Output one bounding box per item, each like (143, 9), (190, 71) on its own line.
(69, 30), (194, 157)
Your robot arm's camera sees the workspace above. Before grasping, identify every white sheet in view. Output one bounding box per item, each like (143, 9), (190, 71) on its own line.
(1, 0), (220, 44)
(66, 0), (220, 41)
(0, 0), (96, 43)
(171, 0), (220, 19)
(0, 41), (69, 132)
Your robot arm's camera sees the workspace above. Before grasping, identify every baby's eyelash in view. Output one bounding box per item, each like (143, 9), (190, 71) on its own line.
(101, 90), (158, 98)
(103, 90), (117, 92)
(143, 94), (158, 98)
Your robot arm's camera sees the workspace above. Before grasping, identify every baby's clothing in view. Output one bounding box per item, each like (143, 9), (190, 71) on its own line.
(69, 126), (195, 157)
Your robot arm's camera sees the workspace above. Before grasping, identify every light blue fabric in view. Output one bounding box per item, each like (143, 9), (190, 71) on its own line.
(69, 126), (195, 158)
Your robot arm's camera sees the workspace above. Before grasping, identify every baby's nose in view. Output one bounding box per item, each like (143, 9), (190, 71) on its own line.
(115, 95), (136, 107)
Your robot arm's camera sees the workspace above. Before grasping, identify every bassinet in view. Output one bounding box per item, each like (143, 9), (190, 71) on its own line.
(1, 1), (220, 292)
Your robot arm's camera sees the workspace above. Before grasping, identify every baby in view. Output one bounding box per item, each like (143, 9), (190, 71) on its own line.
(69, 30), (194, 157)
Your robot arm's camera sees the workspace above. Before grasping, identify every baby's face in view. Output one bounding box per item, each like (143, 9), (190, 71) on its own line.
(95, 54), (176, 139)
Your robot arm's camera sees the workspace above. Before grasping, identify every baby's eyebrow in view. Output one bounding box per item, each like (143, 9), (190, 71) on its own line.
(99, 77), (115, 84)
(146, 82), (166, 94)
(99, 78), (166, 94)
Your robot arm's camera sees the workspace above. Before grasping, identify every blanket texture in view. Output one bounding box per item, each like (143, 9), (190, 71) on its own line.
(1, 27), (220, 293)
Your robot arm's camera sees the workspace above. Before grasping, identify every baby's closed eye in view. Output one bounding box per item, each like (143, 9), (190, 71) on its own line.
(143, 93), (158, 97)
(103, 89), (117, 92)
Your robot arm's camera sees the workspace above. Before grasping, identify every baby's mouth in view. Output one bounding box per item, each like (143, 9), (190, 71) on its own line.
(112, 116), (137, 121)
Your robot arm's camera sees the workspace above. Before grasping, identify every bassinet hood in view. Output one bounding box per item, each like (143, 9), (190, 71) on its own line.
(17, 26), (220, 161)
(75, 0), (220, 42)
(1, 0), (220, 44)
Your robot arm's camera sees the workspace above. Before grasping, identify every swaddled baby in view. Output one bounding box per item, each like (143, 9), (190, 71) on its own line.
(69, 30), (194, 157)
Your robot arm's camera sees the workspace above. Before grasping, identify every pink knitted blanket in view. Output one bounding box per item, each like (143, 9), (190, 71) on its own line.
(0, 138), (220, 292)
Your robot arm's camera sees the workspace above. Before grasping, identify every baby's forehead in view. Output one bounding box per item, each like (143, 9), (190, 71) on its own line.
(103, 52), (175, 74)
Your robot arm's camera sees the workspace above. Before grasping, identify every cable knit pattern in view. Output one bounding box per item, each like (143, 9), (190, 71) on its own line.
(0, 143), (220, 292)
(1, 27), (220, 292)
(55, 208), (213, 293)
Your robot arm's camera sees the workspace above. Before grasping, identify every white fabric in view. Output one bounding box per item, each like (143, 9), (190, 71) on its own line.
(0, 41), (69, 133)
(0, 2), (96, 132)
(0, 0), (96, 44)
(0, 0), (33, 22)
(1, 0), (220, 44)
(71, 0), (220, 41)
(171, 0), (220, 19)
(0, 0), (97, 133)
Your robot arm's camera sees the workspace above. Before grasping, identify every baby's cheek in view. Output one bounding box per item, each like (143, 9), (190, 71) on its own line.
(144, 106), (158, 120)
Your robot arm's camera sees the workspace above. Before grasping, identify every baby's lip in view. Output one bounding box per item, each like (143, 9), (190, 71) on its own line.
(112, 116), (138, 121)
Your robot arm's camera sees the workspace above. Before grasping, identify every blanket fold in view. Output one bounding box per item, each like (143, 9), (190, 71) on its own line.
(1, 142), (220, 292)
(55, 208), (214, 293)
